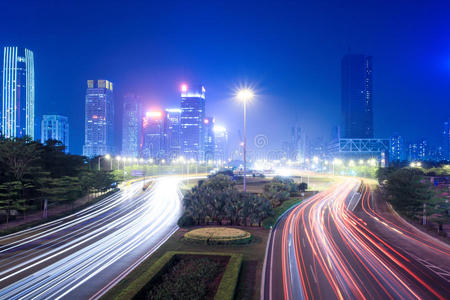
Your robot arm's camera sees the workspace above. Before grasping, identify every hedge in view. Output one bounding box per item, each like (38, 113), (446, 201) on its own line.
(113, 251), (243, 300)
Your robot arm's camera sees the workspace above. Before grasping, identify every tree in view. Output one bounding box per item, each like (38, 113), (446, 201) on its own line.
(0, 181), (22, 225)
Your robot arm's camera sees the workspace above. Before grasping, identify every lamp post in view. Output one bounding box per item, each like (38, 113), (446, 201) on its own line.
(98, 154), (111, 171)
(237, 88), (254, 193)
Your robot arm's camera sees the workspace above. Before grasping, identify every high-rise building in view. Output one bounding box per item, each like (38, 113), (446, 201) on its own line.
(408, 143), (418, 161)
(341, 54), (373, 138)
(142, 111), (165, 159)
(122, 94), (142, 158)
(418, 138), (427, 160)
(83, 80), (114, 157)
(165, 108), (181, 159)
(390, 134), (404, 162)
(1, 47), (35, 139)
(180, 84), (206, 160)
(443, 118), (450, 161)
(203, 117), (215, 161)
(41, 115), (69, 152)
(213, 125), (228, 162)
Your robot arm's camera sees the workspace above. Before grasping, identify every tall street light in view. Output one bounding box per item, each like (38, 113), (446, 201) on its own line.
(237, 88), (254, 193)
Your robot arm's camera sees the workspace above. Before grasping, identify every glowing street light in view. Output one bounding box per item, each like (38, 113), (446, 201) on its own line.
(236, 88), (254, 193)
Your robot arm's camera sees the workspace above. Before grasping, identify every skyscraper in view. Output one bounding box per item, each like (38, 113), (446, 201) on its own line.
(180, 84), (206, 160)
(165, 108), (181, 159)
(341, 54), (373, 138)
(122, 94), (142, 158)
(213, 125), (228, 162)
(1, 47), (35, 138)
(142, 111), (164, 159)
(41, 115), (69, 153)
(389, 134), (404, 162)
(203, 117), (215, 161)
(443, 118), (450, 161)
(83, 80), (114, 157)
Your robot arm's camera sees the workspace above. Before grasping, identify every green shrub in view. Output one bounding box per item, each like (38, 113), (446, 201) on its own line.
(177, 213), (195, 227)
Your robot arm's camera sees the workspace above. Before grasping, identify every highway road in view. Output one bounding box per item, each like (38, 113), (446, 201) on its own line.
(0, 177), (184, 299)
(263, 178), (450, 300)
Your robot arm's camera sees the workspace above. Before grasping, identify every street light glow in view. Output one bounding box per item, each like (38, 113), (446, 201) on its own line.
(236, 88), (254, 102)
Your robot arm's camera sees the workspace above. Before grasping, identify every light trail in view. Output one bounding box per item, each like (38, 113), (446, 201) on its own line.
(0, 177), (184, 299)
(267, 178), (450, 299)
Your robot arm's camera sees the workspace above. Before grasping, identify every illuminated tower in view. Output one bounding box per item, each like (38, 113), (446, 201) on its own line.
(1, 47), (35, 138)
(180, 84), (206, 160)
(341, 54), (373, 138)
(142, 111), (165, 159)
(83, 80), (114, 157)
(165, 108), (181, 159)
(203, 117), (215, 161)
(41, 115), (69, 153)
(122, 94), (142, 158)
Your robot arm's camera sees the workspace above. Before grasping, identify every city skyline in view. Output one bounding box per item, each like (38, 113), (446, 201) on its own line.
(1, 1), (449, 155)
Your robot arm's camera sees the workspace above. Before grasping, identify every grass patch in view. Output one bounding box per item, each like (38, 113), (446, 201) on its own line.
(184, 227), (252, 245)
(101, 228), (268, 300)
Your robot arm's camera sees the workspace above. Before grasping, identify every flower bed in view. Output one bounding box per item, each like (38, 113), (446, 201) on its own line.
(184, 227), (252, 245)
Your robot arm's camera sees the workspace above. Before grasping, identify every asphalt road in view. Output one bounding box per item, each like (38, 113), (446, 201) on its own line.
(0, 177), (184, 299)
(263, 178), (450, 300)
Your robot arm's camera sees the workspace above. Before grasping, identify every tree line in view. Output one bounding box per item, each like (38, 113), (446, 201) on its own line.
(178, 174), (307, 227)
(0, 137), (116, 225)
(376, 165), (449, 232)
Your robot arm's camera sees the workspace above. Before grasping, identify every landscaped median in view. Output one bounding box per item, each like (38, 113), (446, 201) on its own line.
(184, 227), (252, 245)
(113, 251), (243, 300)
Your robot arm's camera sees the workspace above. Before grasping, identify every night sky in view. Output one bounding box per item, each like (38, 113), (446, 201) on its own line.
(1, 0), (449, 154)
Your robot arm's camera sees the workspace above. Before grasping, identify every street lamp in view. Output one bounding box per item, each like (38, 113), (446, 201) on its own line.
(236, 88), (254, 193)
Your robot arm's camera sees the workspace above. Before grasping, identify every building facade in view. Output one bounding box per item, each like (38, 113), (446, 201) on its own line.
(83, 80), (114, 157)
(203, 117), (215, 161)
(122, 94), (142, 158)
(341, 54), (373, 139)
(390, 134), (404, 162)
(213, 125), (228, 162)
(1, 47), (35, 139)
(142, 111), (165, 159)
(165, 108), (181, 159)
(443, 118), (450, 161)
(180, 84), (206, 160)
(41, 115), (69, 153)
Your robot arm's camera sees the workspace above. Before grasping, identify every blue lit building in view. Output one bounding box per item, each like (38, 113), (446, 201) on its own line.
(180, 84), (206, 160)
(142, 111), (165, 159)
(165, 108), (181, 159)
(1, 47), (35, 139)
(203, 117), (215, 161)
(83, 80), (114, 157)
(41, 115), (69, 153)
(213, 125), (228, 162)
(443, 118), (450, 161)
(122, 94), (142, 158)
(341, 54), (373, 139)
(389, 134), (404, 162)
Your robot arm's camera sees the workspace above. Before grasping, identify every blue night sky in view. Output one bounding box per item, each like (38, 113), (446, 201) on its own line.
(1, 0), (449, 154)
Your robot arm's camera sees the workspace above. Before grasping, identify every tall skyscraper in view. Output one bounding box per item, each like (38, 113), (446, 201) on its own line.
(213, 125), (228, 162)
(418, 138), (427, 160)
(122, 94), (142, 158)
(443, 118), (450, 161)
(341, 54), (373, 138)
(180, 84), (206, 160)
(203, 117), (215, 161)
(41, 115), (69, 153)
(1, 47), (35, 139)
(389, 134), (404, 162)
(165, 108), (181, 159)
(83, 80), (114, 157)
(408, 143), (418, 161)
(142, 111), (165, 159)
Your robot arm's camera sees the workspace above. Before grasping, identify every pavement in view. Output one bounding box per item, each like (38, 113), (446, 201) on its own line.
(263, 178), (450, 300)
(0, 177), (184, 299)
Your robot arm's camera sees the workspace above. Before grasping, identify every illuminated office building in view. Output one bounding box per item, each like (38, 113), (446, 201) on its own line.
(203, 117), (215, 161)
(341, 54), (373, 138)
(142, 111), (165, 159)
(83, 80), (114, 157)
(122, 94), (142, 158)
(41, 115), (69, 153)
(389, 134), (404, 162)
(213, 125), (228, 162)
(180, 84), (206, 160)
(1, 47), (35, 138)
(165, 108), (181, 159)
